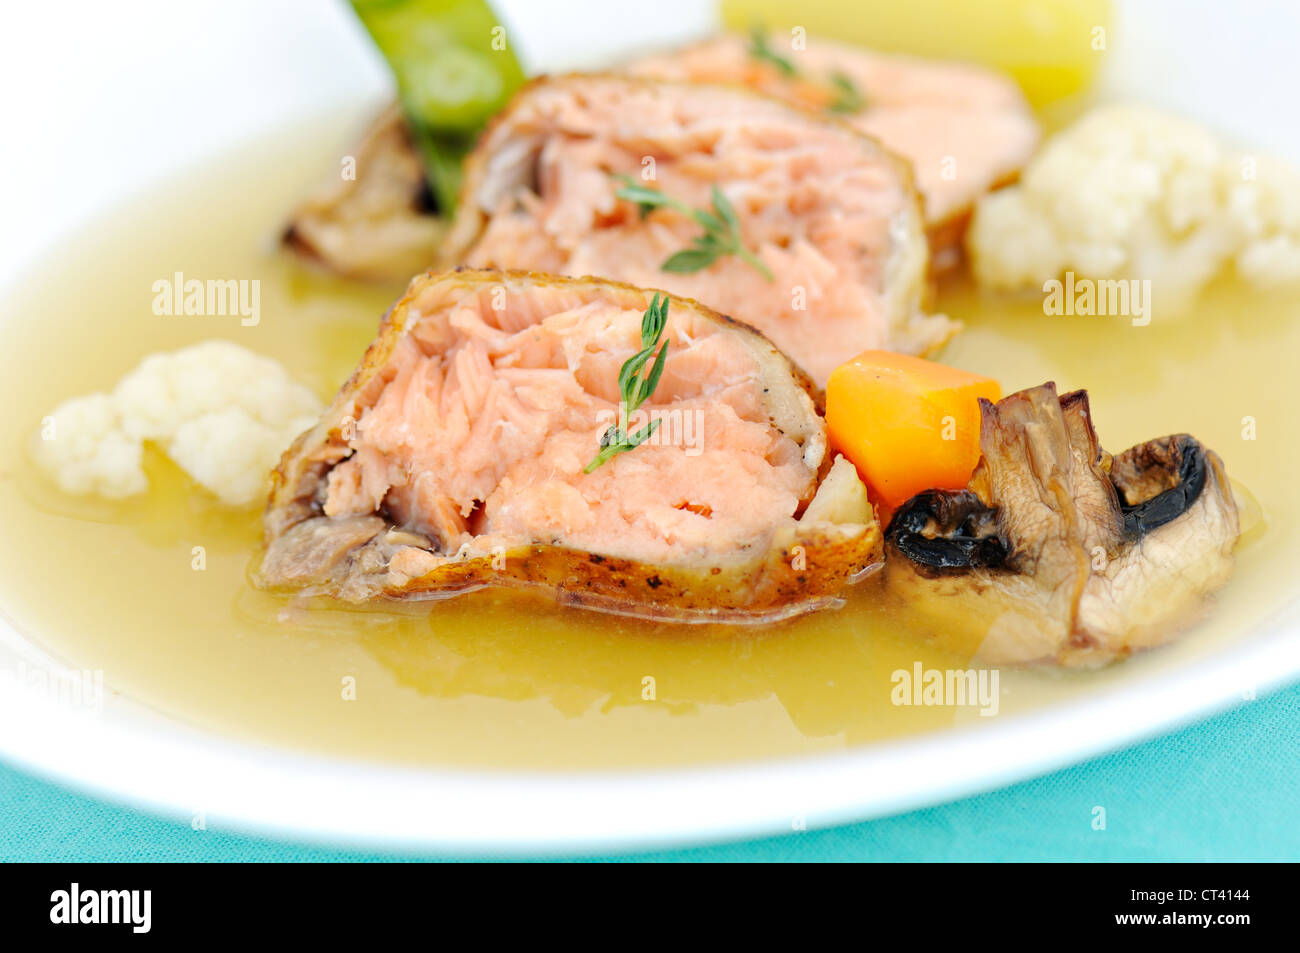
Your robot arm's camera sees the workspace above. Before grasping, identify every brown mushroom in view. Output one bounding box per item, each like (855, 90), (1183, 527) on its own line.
(883, 383), (1240, 666)
(283, 105), (445, 283)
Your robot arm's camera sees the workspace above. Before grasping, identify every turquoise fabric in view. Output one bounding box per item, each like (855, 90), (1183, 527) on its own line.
(3, 681), (1297, 862)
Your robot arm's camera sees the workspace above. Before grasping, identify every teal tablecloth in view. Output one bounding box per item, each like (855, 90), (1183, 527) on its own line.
(3, 681), (1297, 862)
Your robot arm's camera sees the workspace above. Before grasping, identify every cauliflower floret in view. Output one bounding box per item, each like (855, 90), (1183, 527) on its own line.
(114, 340), (321, 442)
(32, 394), (146, 499)
(33, 340), (322, 507)
(169, 406), (319, 507)
(1225, 155), (1300, 286)
(968, 103), (1300, 309)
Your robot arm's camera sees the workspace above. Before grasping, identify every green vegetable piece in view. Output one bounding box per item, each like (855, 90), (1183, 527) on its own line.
(746, 25), (868, 116)
(584, 293), (673, 473)
(350, 0), (526, 214)
(612, 176), (773, 281)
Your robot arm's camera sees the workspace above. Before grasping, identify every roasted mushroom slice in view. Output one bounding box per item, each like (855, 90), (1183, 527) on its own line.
(883, 383), (1240, 666)
(257, 269), (881, 622)
(283, 105), (446, 283)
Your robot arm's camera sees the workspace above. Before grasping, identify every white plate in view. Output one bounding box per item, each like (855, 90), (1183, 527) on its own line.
(1, 0), (1298, 855)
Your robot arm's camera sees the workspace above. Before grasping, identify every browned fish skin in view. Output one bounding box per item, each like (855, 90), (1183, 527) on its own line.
(438, 74), (953, 388)
(883, 383), (1240, 666)
(259, 269), (881, 622)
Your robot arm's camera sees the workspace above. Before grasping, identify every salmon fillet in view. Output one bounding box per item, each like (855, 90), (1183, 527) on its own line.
(628, 34), (1040, 268)
(438, 75), (954, 387)
(258, 269), (881, 621)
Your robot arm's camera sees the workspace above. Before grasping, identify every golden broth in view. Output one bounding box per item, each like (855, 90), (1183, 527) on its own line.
(0, 118), (1293, 770)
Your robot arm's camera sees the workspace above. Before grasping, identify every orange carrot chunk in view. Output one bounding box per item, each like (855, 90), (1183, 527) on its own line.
(826, 350), (1002, 509)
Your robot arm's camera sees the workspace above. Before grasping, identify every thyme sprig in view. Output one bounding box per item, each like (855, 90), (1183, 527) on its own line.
(613, 175), (773, 281)
(827, 70), (866, 114)
(584, 292), (672, 473)
(748, 27), (798, 77)
(746, 27), (867, 116)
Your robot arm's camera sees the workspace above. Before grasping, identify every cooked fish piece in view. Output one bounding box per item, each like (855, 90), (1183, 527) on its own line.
(258, 269), (881, 621)
(437, 75), (953, 387)
(882, 383), (1240, 666)
(284, 105), (446, 282)
(628, 33), (1040, 269)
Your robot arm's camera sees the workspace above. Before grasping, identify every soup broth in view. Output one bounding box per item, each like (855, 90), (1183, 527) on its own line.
(0, 118), (1292, 770)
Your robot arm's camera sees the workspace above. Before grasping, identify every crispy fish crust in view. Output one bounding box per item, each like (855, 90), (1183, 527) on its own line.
(259, 269), (881, 622)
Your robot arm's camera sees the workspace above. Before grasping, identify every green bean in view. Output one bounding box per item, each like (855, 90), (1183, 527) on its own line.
(350, 0), (526, 214)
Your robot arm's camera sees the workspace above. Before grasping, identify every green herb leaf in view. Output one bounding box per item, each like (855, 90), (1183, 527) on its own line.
(612, 178), (772, 281)
(639, 338), (671, 403)
(583, 418), (663, 473)
(662, 248), (722, 274)
(747, 26), (798, 77)
(641, 289), (669, 341)
(584, 294), (673, 473)
(613, 176), (681, 219)
(746, 26), (868, 117)
(827, 71), (866, 114)
(711, 185), (742, 234)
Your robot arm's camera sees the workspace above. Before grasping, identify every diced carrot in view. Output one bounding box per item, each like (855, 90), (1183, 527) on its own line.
(825, 350), (1002, 509)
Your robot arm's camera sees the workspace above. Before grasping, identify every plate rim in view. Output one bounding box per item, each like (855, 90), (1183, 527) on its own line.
(2, 598), (1296, 855)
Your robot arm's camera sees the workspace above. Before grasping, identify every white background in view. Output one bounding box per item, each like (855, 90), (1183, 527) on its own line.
(3, 0), (1300, 286)
(0, 0), (718, 284)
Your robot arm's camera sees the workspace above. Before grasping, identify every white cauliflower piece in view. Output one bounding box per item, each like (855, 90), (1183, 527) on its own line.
(968, 103), (1300, 309)
(113, 340), (321, 443)
(1225, 155), (1300, 286)
(169, 406), (319, 507)
(32, 394), (146, 499)
(32, 340), (322, 507)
